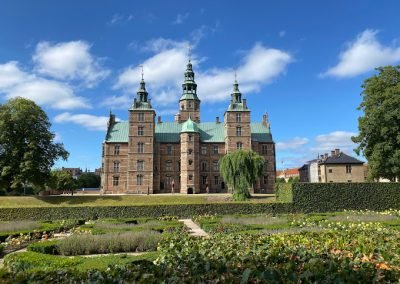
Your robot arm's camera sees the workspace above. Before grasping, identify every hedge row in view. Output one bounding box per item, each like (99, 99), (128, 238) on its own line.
(0, 203), (295, 221)
(292, 182), (400, 212)
(274, 183), (293, 203)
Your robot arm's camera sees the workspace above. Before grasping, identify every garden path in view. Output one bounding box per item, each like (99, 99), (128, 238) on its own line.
(178, 219), (209, 238)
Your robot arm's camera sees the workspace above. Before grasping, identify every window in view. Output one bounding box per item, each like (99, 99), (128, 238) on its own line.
(189, 160), (193, 166)
(237, 142), (243, 150)
(347, 180), (352, 183)
(202, 176), (207, 185)
(112, 176), (119, 186)
(189, 135), (193, 142)
(236, 113), (241, 123)
(213, 145), (218, 154)
(166, 176), (173, 187)
(264, 162), (268, 171)
(262, 145), (268, 154)
(236, 126), (242, 137)
(188, 149), (193, 155)
(189, 102), (192, 108)
(214, 176), (219, 185)
(137, 175), (143, 185)
(328, 169), (333, 173)
(137, 142), (144, 153)
(346, 165), (352, 174)
(102, 146), (105, 157)
(188, 175), (193, 181)
(181, 104), (184, 110)
(138, 127), (144, 136)
(166, 161), (172, 171)
(137, 160), (144, 171)
(263, 175), (268, 185)
(138, 112), (144, 122)
(213, 161), (219, 171)
(114, 145), (120, 155)
(201, 146), (207, 155)
(178, 161), (181, 171)
(166, 145), (172, 155)
(113, 161), (120, 172)
(201, 161), (207, 171)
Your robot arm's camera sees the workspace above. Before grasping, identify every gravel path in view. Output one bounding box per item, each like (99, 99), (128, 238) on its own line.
(178, 219), (209, 238)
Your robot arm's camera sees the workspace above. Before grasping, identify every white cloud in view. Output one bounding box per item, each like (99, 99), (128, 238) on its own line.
(54, 112), (111, 131)
(33, 41), (110, 87)
(321, 29), (400, 78)
(173, 13), (189, 24)
(276, 137), (309, 150)
(0, 61), (89, 109)
(312, 131), (357, 154)
(109, 39), (292, 109)
(107, 13), (134, 26)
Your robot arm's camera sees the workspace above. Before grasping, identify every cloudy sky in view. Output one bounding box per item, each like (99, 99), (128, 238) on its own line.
(1, 0), (400, 170)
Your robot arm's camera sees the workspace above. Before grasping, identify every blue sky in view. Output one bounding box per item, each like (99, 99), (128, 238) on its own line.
(1, 0), (400, 170)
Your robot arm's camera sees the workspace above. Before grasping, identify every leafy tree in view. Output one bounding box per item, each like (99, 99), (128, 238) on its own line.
(48, 170), (76, 195)
(352, 66), (400, 181)
(219, 150), (264, 201)
(287, 176), (299, 183)
(0, 98), (69, 192)
(76, 172), (100, 188)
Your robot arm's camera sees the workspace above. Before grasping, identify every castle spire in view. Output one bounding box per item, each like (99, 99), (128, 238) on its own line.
(231, 72), (242, 103)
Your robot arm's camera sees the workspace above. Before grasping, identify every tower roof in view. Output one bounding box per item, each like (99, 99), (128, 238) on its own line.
(180, 60), (200, 101)
(180, 117), (199, 133)
(129, 76), (153, 110)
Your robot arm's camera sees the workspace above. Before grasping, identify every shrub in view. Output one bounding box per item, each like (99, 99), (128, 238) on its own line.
(274, 183), (293, 202)
(57, 231), (162, 255)
(27, 240), (59, 255)
(292, 183), (400, 212)
(0, 221), (39, 233)
(0, 203), (295, 221)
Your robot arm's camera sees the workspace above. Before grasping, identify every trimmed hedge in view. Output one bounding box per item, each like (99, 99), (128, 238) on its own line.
(275, 183), (293, 203)
(293, 182), (400, 212)
(0, 203), (295, 221)
(28, 240), (59, 255)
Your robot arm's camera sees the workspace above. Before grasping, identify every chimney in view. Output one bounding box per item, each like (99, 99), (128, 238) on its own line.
(242, 99), (247, 109)
(335, 148), (340, 156)
(157, 116), (162, 124)
(324, 153), (328, 159)
(262, 113), (270, 129)
(331, 150), (335, 157)
(216, 116), (220, 124)
(320, 155), (324, 160)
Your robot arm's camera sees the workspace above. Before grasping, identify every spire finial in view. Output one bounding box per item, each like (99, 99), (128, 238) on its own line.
(234, 69), (237, 83)
(140, 64), (144, 80)
(187, 43), (192, 62)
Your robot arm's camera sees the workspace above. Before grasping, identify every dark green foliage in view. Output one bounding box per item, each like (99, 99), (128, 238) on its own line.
(47, 170), (76, 195)
(219, 150), (264, 201)
(0, 203), (294, 221)
(292, 182), (400, 212)
(27, 240), (59, 255)
(352, 66), (400, 181)
(0, 98), (69, 192)
(275, 183), (293, 202)
(76, 173), (100, 188)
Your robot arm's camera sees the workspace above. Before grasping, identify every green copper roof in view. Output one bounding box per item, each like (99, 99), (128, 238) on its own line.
(129, 102), (152, 110)
(105, 121), (273, 143)
(179, 93), (200, 101)
(181, 118), (199, 133)
(105, 121), (129, 143)
(226, 102), (250, 111)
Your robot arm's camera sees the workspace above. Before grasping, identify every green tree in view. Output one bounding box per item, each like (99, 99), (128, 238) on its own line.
(219, 150), (264, 201)
(352, 66), (400, 181)
(48, 170), (76, 195)
(76, 172), (100, 188)
(0, 98), (69, 192)
(275, 177), (286, 183)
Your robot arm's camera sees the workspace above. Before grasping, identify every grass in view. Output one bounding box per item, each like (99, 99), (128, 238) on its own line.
(0, 194), (276, 208)
(3, 251), (159, 273)
(221, 215), (287, 226)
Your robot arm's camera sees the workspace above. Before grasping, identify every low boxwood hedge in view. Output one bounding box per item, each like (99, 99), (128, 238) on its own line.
(292, 182), (400, 212)
(0, 203), (295, 221)
(27, 240), (59, 255)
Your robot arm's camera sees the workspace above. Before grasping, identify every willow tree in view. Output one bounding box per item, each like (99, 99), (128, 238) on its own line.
(219, 150), (264, 201)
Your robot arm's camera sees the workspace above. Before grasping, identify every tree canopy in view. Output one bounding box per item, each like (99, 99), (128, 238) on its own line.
(352, 66), (400, 181)
(0, 98), (69, 191)
(76, 172), (101, 188)
(219, 150), (264, 201)
(47, 170), (76, 195)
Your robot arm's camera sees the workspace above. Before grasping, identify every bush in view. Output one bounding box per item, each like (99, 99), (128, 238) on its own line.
(0, 203), (295, 221)
(292, 183), (400, 212)
(275, 183), (293, 202)
(57, 231), (162, 255)
(27, 240), (59, 255)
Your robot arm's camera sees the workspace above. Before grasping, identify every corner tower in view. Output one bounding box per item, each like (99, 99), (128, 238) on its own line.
(127, 76), (156, 193)
(224, 79), (251, 153)
(178, 61), (201, 123)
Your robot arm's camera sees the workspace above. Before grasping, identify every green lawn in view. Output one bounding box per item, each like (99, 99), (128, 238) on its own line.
(0, 194), (276, 208)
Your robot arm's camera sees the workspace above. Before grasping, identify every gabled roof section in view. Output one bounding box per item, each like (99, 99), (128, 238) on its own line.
(181, 117), (199, 133)
(105, 121), (129, 143)
(105, 121), (274, 143)
(320, 153), (364, 165)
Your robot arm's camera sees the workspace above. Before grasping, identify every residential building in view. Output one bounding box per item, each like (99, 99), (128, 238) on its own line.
(276, 168), (299, 182)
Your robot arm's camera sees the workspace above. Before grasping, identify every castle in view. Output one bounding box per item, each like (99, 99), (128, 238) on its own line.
(100, 60), (276, 194)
